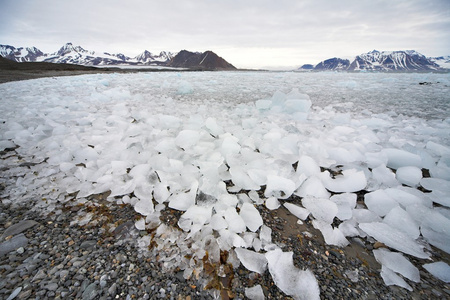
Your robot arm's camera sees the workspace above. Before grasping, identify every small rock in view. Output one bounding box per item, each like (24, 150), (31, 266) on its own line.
(1, 220), (38, 240)
(373, 242), (386, 249)
(6, 287), (22, 300)
(0, 234), (28, 257)
(82, 282), (98, 300)
(16, 247), (25, 254)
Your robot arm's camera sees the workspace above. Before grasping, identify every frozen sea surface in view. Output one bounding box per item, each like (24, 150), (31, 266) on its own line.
(1, 71), (449, 296)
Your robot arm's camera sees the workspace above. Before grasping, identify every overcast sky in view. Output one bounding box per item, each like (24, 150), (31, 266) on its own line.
(1, 0), (449, 69)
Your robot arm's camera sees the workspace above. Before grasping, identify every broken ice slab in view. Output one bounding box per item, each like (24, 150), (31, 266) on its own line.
(265, 248), (320, 300)
(240, 202), (263, 232)
(423, 261), (450, 283)
(359, 222), (430, 259)
(235, 247), (267, 274)
(373, 248), (420, 282)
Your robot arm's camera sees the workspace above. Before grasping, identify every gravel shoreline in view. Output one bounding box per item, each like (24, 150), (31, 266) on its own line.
(1, 191), (449, 299)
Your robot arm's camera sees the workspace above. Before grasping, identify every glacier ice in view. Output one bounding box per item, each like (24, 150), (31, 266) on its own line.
(265, 249), (320, 300)
(322, 169), (367, 193)
(240, 202), (263, 232)
(364, 190), (398, 217)
(302, 196), (338, 224)
(395, 166), (422, 187)
(330, 193), (356, 220)
(359, 222), (430, 259)
(380, 265), (413, 291)
(423, 261), (450, 283)
(284, 202), (310, 220)
(235, 248), (267, 274)
(373, 248), (420, 282)
(245, 285), (265, 300)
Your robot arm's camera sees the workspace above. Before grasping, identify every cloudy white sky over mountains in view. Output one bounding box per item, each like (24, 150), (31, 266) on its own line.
(1, 0), (449, 68)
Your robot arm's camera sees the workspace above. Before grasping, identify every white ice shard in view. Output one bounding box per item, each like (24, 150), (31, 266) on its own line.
(359, 222), (430, 259)
(134, 197), (155, 216)
(395, 166), (422, 187)
(312, 220), (349, 247)
(364, 190), (398, 217)
(284, 203), (310, 220)
(224, 207), (246, 234)
(265, 197), (280, 210)
(302, 196), (338, 224)
(322, 169), (367, 193)
(295, 176), (330, 198)
(175, 129), (201, 149)
(330, 193), (356, 221)
(235, 248), (268, 274)
(240, 203), (263, 232)
(245, 285), (265, 300)
(296, 155), (321, 176)
(423, 261), (450, 283)
(373, 248), (420, 282)
(380, 265), (413, 291)
(382, 206), (420, 239)
(265, 249), (320, 300)
(168, 181), (198, 211)
(381, 148), (422, 169)
(264, 175), (296, 199)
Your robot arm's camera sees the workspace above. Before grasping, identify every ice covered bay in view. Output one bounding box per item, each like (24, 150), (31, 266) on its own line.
(1, 71), (449, 296)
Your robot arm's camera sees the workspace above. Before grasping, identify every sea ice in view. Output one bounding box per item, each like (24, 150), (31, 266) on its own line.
(381, 148), (422, 169)
(359, 222), (430, 259)
(422, 261), (450, 283)
(265, 197), (280, 210)
(264, 175), (296, 199)
(295, 176), (330, 198)
(322, 169), (367, 193)
(312, 220), (349, 247)
(380, 265), (413, 291)
(265, 249), (320, 300)
(382, 206), (420, 239)
(168, 181), (198, 211)
(240, 203), (263, 232)
(224, 207), (247, 234)
(296, 155), (321, 176)
(364, 190), (398, 217)
(302, 196), (338, 224)
(235, 248), (267, 274)
(245, 285), (265, 300)
(284, 203), (310, 220)
(330, 193), (356, 220)
(373, 248), (420, 282)
(395, 166), (422, 187)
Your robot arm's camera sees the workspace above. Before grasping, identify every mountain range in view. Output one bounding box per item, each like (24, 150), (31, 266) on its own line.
(0, 43), (236, 70)
(299, 50), (449, 72)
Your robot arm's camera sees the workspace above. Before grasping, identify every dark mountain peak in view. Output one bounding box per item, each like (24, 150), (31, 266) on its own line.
(169, 50), (236, 70)
(314, 57), (350, 71)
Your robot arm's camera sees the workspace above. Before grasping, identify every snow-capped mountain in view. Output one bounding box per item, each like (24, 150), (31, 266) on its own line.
(429, 56), (450, 70)
(134, 50), (175, 64)
(0, 45), (45, 62)
(0, 43), (237, 69)
(300, 50), (448, 72)
(0, 43), (176, 66)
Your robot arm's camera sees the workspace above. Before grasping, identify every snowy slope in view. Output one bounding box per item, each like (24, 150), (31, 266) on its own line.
(1, 72), (449, 297)
(304, 50), (447, 72)
(0, 43), (176, 66)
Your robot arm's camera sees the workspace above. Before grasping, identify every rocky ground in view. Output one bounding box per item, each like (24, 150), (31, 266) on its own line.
(1, 191), (449, 299)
